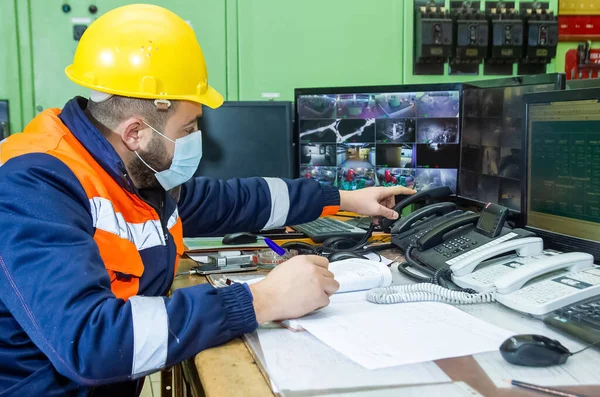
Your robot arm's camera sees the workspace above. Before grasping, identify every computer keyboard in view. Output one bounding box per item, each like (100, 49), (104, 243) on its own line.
(543, 296), (600, 347)
(291, 218), (367, 243)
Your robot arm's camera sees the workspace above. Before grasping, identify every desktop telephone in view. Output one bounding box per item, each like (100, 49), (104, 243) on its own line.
(405, 203), (535, 272)
(370, 241), (600, 317)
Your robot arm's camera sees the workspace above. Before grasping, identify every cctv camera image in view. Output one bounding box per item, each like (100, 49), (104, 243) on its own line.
(499, 178), (521, 211)
(337, 119), (376, 143)
(337, 143), (375, 169)
(416, 91), (460, 118)
(462, 118), (482, 146)
(417, 118), (459, 144)
(376, 118), (416, 143)
(459, 170), (478, 199)
(461, 145), (483, 173)
(374, 93), (417, 118)
(479, 88), (504, 118)
(463, 89), (481, 118)
(375, 144), (415, 168)
(482, 146), (501, 176)
(416, 143), (460, 169)
(300, 166), (338, 187)
(338, 166), (376, 190)
(499, 147), (521, 180)
(415, 168), (457, 194)
(299, 120), (338, 143)
(481, 118), (502, 147)
(300, 144), (336, 166)
(297, 95), (337, 119)
(300, 118), (375, 143)
(501, 116), (523, 149)
(336, 94), (383, 118)
(477, 174), (500, 204)
(377, 168), (416, 189)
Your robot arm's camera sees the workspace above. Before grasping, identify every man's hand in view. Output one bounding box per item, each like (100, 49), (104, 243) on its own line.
(339, 186), (416, 220)
(249, 255), (339, 323)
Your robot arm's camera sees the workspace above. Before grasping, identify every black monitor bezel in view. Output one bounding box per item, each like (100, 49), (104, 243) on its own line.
(0, 99), (9, 139)
(456, 73), (565, 227)
(523, 87), (600, 262)
(198, 100), (295, 179)
(293, 83), (463, 187)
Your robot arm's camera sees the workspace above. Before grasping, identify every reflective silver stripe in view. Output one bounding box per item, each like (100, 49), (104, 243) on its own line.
(129, 296), (168, 377)
(166, 207), (179, 230)
(0, 138), (6, 167)
(89, 197), (165, 250)
(262, 178), (290, 229)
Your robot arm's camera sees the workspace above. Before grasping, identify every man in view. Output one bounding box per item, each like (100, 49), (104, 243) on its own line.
(0, 4), (413, 396)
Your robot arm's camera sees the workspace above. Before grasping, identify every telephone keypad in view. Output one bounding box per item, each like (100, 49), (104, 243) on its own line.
(435, 235), (481, 258)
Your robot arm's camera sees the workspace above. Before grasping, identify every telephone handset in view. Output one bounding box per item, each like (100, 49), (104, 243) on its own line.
(446, 246), (597, 315)
(390, 202), (457, 235)
(450, 237), (544, 277)
(380, 186), (453, 233)
(494, 252), (593, 294)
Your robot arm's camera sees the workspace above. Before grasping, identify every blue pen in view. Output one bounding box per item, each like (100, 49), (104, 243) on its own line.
(263, 237), (286, 256)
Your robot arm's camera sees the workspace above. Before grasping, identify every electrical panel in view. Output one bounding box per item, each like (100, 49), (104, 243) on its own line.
(485, 3), (523, 75)
(414, 2), (453, 75)
(518, 3), (558, 74)
(412, 1), (556, 77)
(450, 1), (488, 75)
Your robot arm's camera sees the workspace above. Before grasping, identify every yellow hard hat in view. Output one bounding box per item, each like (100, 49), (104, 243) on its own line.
(65, 4), (223, 108)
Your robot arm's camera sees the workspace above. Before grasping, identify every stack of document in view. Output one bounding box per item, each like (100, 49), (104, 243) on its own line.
(246, 258), (517, 395)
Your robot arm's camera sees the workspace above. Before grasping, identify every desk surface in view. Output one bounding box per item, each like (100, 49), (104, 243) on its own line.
(172, 252), (600, 397)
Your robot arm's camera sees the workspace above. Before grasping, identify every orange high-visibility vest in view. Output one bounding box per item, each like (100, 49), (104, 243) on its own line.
(0, 109), (185, 300)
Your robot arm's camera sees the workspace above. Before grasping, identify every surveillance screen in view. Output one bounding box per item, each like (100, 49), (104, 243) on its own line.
(460, 83), (557, 211)
(297, 90), (460, 192)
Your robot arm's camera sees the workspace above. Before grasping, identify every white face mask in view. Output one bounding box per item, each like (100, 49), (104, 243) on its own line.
(135, 121), (203, 190)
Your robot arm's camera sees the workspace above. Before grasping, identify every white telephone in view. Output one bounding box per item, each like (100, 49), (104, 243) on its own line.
(449, 237), (544, 277)
(368, 236), (600, 317)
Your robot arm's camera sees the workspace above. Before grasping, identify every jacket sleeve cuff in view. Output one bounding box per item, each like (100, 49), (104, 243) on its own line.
(216, 283), (258, 337)
(320, 185), (341, 216)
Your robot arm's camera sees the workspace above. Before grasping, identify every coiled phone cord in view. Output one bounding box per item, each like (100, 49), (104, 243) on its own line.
(367, 283), (497, 305)
(368, 246), (497, 305)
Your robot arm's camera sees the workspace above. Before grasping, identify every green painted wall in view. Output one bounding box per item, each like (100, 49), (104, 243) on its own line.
(236, 0), (404, 101)
(0, 0), (562, 132)
(0, 0), (24, 134)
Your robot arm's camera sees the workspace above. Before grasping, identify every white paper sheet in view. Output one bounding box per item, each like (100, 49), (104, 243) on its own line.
(294, 293), (515, 370)
(257, 327), (451, 393)
(329, 259), (392, 293)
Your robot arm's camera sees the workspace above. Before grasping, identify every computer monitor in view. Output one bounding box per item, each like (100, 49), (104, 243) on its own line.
(195, 101), (294, 179)
(0, 100), (8, 139)
(524, 88), (600, 262)
(295, 84), (461, 192)
(458, 74), (565, 225)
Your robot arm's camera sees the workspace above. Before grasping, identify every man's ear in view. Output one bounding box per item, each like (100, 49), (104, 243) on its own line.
(119, 118), (145, 152)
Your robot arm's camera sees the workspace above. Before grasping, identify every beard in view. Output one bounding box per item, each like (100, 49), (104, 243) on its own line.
(129, 133), (172, 189)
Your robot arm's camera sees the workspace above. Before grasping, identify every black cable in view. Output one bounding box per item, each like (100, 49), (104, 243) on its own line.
(320, 222), (376, 254)
(570, 339), (600, 355)
(403, 246), (479, 294)
(397, 261), (433, 282)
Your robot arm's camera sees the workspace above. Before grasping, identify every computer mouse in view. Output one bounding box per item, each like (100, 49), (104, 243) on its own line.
(327, 251), (368, 262)
(499, 334), (572, 367)
(222, 232), (257, 245)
